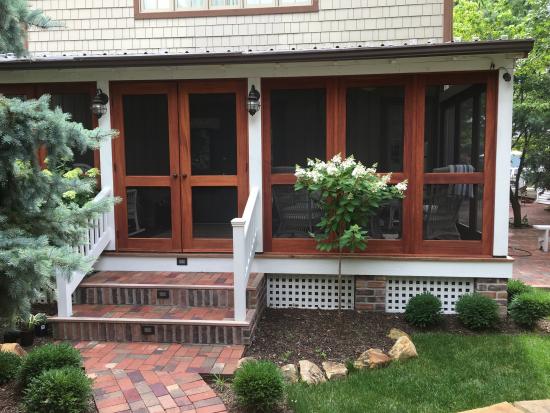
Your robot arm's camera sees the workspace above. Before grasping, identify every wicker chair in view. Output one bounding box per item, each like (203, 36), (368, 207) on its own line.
(424, 185), (464, 240)
(272, 187), (322, 237)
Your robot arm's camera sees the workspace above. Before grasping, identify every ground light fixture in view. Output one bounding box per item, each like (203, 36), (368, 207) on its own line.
(247, 85), (261, 116)
(91, 88), (109, 118)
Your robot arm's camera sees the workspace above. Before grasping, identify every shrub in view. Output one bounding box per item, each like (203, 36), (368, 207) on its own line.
(509, 290), (550, 328)
(22, 367), (92, 413)
(232, 360), (284, 412)
(0, 351), (22, 384)
(405, 293), (443, 328)
(18, 343), (82, 387)
(507, 279), (533, 303)
(455, 293), (500, 330)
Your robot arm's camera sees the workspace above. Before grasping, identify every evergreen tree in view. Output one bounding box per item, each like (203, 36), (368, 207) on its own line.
(0, 0), (61, 56)
(0, 96), (114, 324)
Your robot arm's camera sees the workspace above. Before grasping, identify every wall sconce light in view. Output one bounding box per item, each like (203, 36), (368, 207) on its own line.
(91, 89), (109, 118)
(247, 85), (261, 116)
(502, 71), (512, 82)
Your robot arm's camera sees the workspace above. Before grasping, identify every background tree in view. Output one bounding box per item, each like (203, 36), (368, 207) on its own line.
(0, 1), (114, 325)
(454, 0), (550, 226)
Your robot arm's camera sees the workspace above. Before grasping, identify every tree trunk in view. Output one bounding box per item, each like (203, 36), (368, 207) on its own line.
(510, 188), (523, 227)
(337, 250), (342, 313)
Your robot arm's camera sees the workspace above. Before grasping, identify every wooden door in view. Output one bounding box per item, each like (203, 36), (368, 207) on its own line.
(111, 82), (182, 251)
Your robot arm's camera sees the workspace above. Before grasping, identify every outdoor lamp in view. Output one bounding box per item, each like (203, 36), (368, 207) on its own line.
(91, 89), (109, 118)
(247, 85), (261, 116)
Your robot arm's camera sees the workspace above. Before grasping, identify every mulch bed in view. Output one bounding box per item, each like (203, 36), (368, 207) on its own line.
(245, 308), (528, 365)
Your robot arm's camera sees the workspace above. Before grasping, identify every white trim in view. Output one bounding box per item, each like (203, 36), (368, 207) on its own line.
(96, 255), (513, 278)
(247, 77), (263, 251)
(97, 80), (116, 251)
(493, 66), (514, 256)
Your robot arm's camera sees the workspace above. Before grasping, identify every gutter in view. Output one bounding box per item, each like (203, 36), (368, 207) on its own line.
(0, 40), (534, 71)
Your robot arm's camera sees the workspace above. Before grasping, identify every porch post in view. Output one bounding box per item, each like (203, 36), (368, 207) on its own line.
(247, 77), (263, 252)
(96, 80), (116, 251)
(493, 66), (514, 257)
(55, 268), (73, 317)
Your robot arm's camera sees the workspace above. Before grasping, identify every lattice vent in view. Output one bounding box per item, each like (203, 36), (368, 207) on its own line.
(386, 276), (474, 314)
(267, 274), (354, 310)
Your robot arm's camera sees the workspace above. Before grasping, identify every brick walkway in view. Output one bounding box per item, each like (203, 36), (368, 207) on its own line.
(510, 203), (550, 287)
(75, 341), (244, 413)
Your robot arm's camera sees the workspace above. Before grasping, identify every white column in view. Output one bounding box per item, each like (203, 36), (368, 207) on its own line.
(247, 77), (263, 252)
(493, 66), (514, 257)
(232, 218), (247, 321)
(97, 79), (116, 251)
(55, 269), (73, 317)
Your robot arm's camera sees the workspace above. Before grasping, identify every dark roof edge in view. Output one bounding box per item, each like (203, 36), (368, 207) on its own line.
(0, 39), (534, 71)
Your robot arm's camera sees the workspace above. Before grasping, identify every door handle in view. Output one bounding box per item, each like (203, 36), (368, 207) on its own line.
(172, 173), (178, 178)
(181, 173), (188, 178)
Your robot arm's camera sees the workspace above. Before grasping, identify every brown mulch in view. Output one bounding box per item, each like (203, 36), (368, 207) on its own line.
(245, 308), (527, 365)
(0, 381), (21, 413)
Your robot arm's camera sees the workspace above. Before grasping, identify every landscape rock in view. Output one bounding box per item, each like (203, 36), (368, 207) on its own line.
(354, 348), (391, 369)
(236, 356), (256, 368)
(280, 364), (299, 383)
(0, 343), (26, 357)
(389, 336), (418, 360)
(299, 360), (326, 385)
(387, 328), (409, 340)
(321, 361), (348, 380)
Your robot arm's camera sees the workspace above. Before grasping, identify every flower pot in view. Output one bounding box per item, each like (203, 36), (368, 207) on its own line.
(3, 329), (21, 343)
(20, 330), (34, 347)
(34, 323), (49, 337)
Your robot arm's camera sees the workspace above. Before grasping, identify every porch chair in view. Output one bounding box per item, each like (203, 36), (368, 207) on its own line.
(126, 188), (144, 236)
(272, 187), (322, 237)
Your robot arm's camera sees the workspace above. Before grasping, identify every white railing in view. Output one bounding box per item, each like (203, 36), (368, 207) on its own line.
(231, 187), (261, 321)
(56, 186), (114, 317)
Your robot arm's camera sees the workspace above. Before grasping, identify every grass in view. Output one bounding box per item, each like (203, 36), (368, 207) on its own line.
(287, 333), (550, 413)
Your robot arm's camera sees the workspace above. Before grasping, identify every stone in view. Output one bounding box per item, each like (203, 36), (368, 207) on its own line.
(354, 348), (391, 369)
(236, 357), (256, 368)
(513, 400), (550, 413)
(280, 364), (299, 383)
(459, 402), (523, 413)
(321, 361), (347, 380)
(0, 343), (26, 357)
(298, 360), (326, 385)
(387, 328), (409, 340)
(389, 336), (418, 360)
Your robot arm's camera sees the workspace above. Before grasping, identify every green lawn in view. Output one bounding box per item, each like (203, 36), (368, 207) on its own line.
(287, 334), (550, 413)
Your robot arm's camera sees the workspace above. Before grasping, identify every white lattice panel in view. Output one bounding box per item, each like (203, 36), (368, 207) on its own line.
(386, 277), (474, 314)
(268, 274), (354, 310)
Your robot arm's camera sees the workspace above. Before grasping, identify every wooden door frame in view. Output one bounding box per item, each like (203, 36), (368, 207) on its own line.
(110, 81), (183, 252)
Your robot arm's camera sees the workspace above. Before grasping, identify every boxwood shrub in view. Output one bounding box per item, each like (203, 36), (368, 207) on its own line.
(0, 351), (22, 384)
(232, 360), (284, 412)
(22, 367), (92, 413)
(18, 343), (82, 387)
(507, 279), (533, 303)
(455, 293), (500, 330)
(405, 293), (443, 328)
(509, 290), (550, 328)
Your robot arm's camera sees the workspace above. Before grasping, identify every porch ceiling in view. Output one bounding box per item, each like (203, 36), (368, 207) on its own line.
(0, 39), (533, 71)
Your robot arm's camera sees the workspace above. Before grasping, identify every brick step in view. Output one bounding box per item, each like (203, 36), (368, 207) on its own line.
(75, 271), (265, 309)
(51, 305), (258, 345)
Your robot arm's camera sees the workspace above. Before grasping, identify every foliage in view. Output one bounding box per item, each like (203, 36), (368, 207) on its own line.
(295, 155), (406, 308)
(22, 367), (92, 413)
(405, 293), (443, 328)
(0, 95), (114, 325)
(0, 0), (62, 56)
(232, 360), (285, 412)
(0, 351), (22, 384)
(18, 343), (83, 387)
(287, 334), (550, 413)
(507, 279), (534, 303)
(455, 293), (500, 330)
(509, 290), (550, 328)
(454, 0), (550, 226)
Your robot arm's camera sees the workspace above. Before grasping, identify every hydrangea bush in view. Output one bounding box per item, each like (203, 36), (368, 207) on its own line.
(295, 154), (407, 308)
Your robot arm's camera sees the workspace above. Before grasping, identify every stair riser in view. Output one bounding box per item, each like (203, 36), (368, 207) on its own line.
(52, 321), (252, 345)
(75, 287), (259, 309)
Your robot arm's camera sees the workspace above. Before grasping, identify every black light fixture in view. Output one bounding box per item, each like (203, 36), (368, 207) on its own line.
(91, 88), (109, 118)
(247, 85), (260, 116)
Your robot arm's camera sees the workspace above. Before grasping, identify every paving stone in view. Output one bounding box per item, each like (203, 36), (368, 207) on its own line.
(460, 402), (524, 413)
(513, 400), (550, 413)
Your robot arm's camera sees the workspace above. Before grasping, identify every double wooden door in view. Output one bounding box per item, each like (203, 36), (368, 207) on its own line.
(111, 80), (248, 252)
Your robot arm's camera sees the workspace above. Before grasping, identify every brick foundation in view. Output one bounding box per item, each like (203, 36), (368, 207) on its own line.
(474, 278), (508, 316)
(355, 275), (387, 312)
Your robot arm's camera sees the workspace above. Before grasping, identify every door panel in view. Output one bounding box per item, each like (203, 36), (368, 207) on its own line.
(111, 82), (182, 251)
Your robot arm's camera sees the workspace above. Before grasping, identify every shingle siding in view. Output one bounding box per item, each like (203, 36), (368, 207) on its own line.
(27, 0), (444, 55)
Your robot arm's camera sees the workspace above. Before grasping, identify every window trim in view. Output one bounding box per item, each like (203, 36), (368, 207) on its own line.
(134, 0), (318, 18)
(262, 71), (498, 257)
